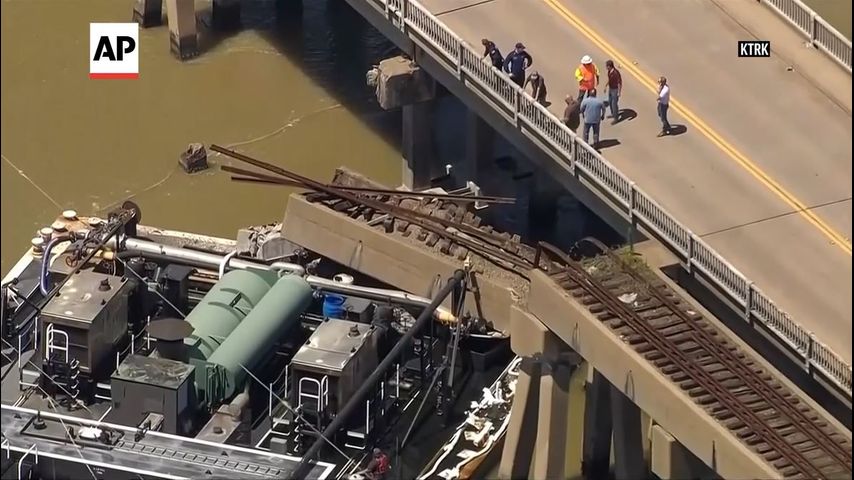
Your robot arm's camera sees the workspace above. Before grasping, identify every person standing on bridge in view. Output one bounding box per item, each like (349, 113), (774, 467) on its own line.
(604, 60), (622, 124)
(524, 70), (548, 104)
(580, 89), (606, 148)
(575, 55), (600, 102)
(503, 43), (533, 88)
(656, 76), (672, 137)
(562, 95), (581, 133)
(481, 39), (504, 70)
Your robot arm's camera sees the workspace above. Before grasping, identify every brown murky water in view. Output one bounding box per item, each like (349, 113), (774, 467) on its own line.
(1, 0), (401, 271)
(2, 0), (850, 271)
(806, 0), (851, 38)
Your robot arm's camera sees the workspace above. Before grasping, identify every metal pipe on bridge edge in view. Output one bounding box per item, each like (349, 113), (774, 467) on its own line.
(292, 269), (466, 480)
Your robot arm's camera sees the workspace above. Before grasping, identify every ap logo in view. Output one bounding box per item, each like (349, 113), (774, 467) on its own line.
(90, 23), (139, 79)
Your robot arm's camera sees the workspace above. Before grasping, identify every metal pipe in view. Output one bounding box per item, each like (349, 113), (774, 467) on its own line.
(123, 238), (457, 322)
(292, 269), (466, 479)
(124, 238), (306, 276)
(39, 236), (70, 296)
(226, 170), (515, 204)
(305, 275), (456, 323)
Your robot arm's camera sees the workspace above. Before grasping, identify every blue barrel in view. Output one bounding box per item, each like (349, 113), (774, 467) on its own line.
(322, 294), (346, 319)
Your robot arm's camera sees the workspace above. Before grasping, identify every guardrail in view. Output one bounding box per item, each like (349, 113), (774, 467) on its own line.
(367, 0), (852, 396)
(761, 0), (852, 72)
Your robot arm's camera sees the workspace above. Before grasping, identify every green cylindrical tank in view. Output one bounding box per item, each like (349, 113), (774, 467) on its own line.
(206, 275), (312, 399)
(184, 269), (278, 361)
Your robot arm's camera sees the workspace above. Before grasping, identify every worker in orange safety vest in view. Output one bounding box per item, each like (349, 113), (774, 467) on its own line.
(575, 55), (600, 102)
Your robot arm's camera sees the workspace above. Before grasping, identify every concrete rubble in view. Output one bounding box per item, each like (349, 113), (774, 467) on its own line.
(236, 223), (302, 261)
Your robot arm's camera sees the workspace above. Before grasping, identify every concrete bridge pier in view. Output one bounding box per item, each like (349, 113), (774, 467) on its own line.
(370, 56), (439, 189)
(465, 109), (495, 181)
(532, 359), (577, 479)
(498, 357), (541, 479)
(611, 384), (647, 480)
(402, 101), (438, 189)
(582, 369), (613, 479)
(165, 0), (198, 60)
(527, 172), (560, 239)
(500, 307), (583, 479)
(132, 0), (162, 27)
(212, 0), (241, 30)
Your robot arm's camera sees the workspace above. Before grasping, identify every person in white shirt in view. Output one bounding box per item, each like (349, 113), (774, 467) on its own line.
(657, 76), (671, 137)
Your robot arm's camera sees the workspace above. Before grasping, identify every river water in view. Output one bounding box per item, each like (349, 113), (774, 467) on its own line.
(1, 0), (850, 269)
(1, 0), (403, 271)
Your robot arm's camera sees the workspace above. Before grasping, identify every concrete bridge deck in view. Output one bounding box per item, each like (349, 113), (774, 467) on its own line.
(422, 0), (852, 363)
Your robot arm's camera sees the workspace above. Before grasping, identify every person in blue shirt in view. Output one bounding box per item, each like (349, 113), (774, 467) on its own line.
(503, 42), (533, 87)
(580, 89), (606, 147)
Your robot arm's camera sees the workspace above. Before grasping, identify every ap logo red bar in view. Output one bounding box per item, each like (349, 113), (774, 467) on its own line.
(90, 23), (139, 79)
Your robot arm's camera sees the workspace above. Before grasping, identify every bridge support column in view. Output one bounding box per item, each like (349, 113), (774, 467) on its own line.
(465, 108), (495, 181)
(165, 0), (198, 60)
(582, 368), (613, 478)
(132, 0), (162, 27)
(212, 0), (241, 30)
(528, 172), (559, 238)
(402, 101), (438, 189)
(369, 56), (438, 189)
(498, 356), (540, 479)
(532, 361), (574, 480)
(611, 384), (647, 480)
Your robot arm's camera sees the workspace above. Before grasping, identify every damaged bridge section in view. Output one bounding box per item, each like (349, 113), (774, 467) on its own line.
(281, 168), (525, 333)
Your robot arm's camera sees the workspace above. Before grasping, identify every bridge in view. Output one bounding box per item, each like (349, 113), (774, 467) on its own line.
(133, 0), (852, 475)
(329, 0), (852, 398)
(134, 0), (853, 397)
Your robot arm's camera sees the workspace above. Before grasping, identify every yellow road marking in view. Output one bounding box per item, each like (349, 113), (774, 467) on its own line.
(542, 0), (852, 255)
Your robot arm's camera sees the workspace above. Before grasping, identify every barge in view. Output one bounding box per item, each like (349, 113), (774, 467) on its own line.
(0, 199), (514, 479)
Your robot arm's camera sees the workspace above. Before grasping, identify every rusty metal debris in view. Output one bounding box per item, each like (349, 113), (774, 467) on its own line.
(212, 145), (531, 277)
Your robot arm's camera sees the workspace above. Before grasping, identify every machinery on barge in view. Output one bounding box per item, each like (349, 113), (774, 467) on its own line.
(0, 203), (510, 479)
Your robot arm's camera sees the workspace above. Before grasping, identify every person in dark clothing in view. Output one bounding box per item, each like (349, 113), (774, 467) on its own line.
(481, 38), (504, 70)
(503, 42), (533, 87)
(562, 95), (580, 133)
(524, 70), (547, 104)
(604, 60), (622, 124)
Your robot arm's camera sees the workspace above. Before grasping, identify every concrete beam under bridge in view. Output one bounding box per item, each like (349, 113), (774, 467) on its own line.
(280, 193), (518, 333)
(525, 269), (779, 479)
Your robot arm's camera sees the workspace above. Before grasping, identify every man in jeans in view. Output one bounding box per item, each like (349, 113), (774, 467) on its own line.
(604, 60), (622, 124)
(657, 76), (671, 136)
(580, 89), (606, 148)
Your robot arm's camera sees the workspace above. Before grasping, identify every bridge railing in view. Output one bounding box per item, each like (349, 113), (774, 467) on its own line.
(761, 0), (852, 72)
(370, 0), (852, 396)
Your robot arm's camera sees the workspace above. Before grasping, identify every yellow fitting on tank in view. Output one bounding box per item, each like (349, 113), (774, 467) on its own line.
(434, 309), (457, 325)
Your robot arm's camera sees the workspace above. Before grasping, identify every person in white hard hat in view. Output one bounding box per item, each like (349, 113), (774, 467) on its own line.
(574, 55), (600, 102)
